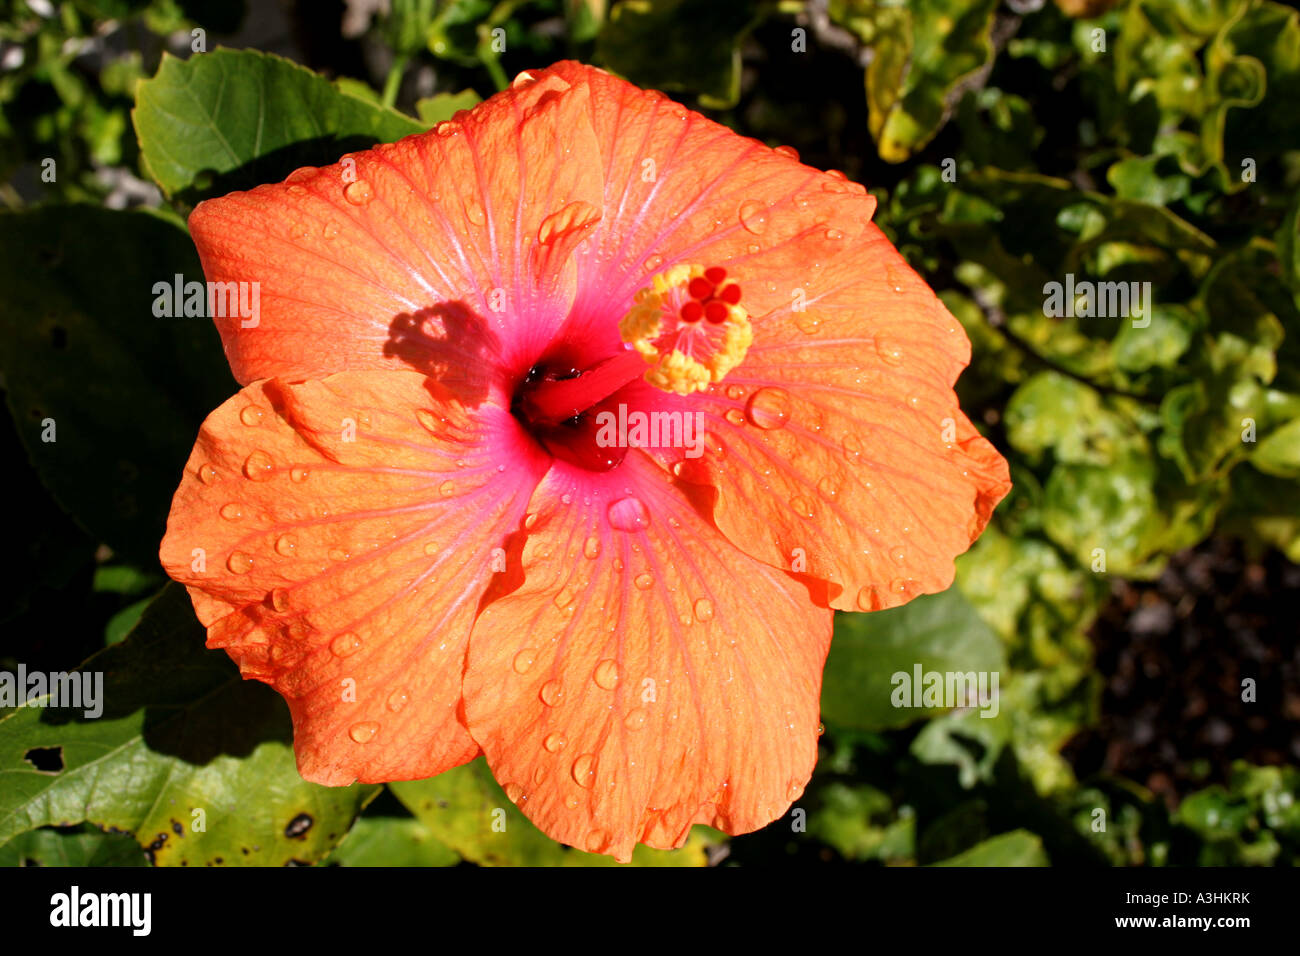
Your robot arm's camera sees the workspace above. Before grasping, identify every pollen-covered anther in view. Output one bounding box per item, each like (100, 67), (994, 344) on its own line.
(618, 263), (753, 396)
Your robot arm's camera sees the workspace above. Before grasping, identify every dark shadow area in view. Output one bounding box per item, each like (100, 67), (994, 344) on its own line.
(384, 301), (501, 408)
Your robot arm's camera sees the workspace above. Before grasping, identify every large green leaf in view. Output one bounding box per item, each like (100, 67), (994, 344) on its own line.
(0, 206), (234, 564)
(390, 758), (712, 866)
(820, 586), (1006, 732)
(931, 829), (1049, 866)
(133, 48), (424, 203)
(0, 824), (149, 867)
(324, 816), (459, 867)
(0, 585), (378, 866)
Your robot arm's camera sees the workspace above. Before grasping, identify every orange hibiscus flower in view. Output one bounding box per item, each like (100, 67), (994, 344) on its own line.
(160, 61), (1010, 860)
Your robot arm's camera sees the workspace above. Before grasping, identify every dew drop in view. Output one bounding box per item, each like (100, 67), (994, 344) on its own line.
(533, 765), (548, 785)
(243, 450), (274, 481)
(633, 572), (654, 591)
(855, 586), (882, 611)
(723, 408), (746, 427)
(416, 409), (441, 433)
(794, 313), (822, 335)
(269, 588), (290, 612)
(745, 387), (792, 430)
(843, 434), (864, 460)
(322, 221), (339, 240)
(226, 551), (253, 574)
(386, 690), (409, 713)
(889, 546), (906, 564)
(816, 475), (841, 501)
(290, 466), (310, 483)
(693, 597), (715, 622)
(583, 536), (602, 559)
(239, 405), (264, 427)
(343, 180), (373, 206)
(331, 632), (361, 657)
(875, 333), (903, 366)
(543, 732), (567, 753)
(285, 166), (317, 184)
(725, 383), (746, 401)
(275, 533), (298, 556)
(593, 659), (619, 690)
(438, 479), (456, 498)
(564, 795), (580, 810)
(584, 828), (607, 852)
(465, 199), (486, 226)
(643, 253), (664, 273)
(606, 496), (649, 532)
(504, 782), (523, 802)
(219, 503), (243, 521)
(571, 753), (597, 788)
(289, 222), (309, 240)
(349, 721), (378, 744)
(513, 648), (537, 674)
(623, 708), (647, 730)
(540, 680), (564, 706)
(197, 463), (219, 485)
(825, 227), (845, 241)
(774, 145), (800, 160)
(738, 199), (770, 235)
(790, 495), (814, 518)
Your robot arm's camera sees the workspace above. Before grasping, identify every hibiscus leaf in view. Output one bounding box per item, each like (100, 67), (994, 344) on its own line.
(132, 48), (424, 204)
(820, 586), (1007, 732)
(930, 828), (1049, 866)
(0, 824), (149, 867)
(324, 815), (460, 867)
(0, 205), (234, 565)
(596, 0), (764, 109)
(390, 758), (713, 866)
(0, 584), (380, 866)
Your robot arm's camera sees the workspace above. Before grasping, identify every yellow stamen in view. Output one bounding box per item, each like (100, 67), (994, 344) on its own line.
(618, 264), (752, 396)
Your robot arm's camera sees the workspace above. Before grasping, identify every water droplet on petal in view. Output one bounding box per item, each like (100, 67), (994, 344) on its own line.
(275, 533), (298, 556)
(584, 828), (607, 852)
(774, 145), (799, 160)
(540, 680), (564, 706)
(543, 732), (567, 753)
(790, 495), (814, 518)
(572, 753), (597, 788)
(513, 649), (537, 674)
(746, 387), (792, 429)
(343, 180), (373, 205)
(290, 466), (310, 483)
(624, 708), (647, 730)
(593, 659), (619, 690)
(243, 450), (274, 481)
(843, 434), (864, 460)
(794, 313), (822, 335)
(239, 405), (264, 426)
(606, 496), (649, 532)
(289, 222), (309, 240)
(269, 588), (290, 612)
(725, 384), (746, 401)
(322, 221), (339, 240)
(197, 463), (219, 484)
(504, 782), (523, 802)
(349, 721), (378, 743)
(564, 795), (580, 810)
(465, 199), (486, 226)
(633, 572), (654, 591)
(438, 479), (456, 498)
(331, 632), (361, 657)
(643, 253), (664, 273)
(816, 476), (841, 501)
(875, 333), (903, 366)
(583, 536), (601, 559)
(723, 408), (746, 427)
(386, 690), (409, 713)
(219, 502), (243, 521)
(693, 597), (715, 622)
(855, 586), (882, 611)
(739, 199), (769, 235)
(226, 551), (253, 574)
(890, 546), (906, 564)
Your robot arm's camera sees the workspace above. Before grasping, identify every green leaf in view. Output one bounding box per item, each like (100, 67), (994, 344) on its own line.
(831, 0), (1000, 162)
(414, 89), (482, 126)
(132, 48), (424, 203)
(0, 585), (379, 866)
(391, 757), (712, 866)
(820, 586), (1006, 732)
(596, 0), (763, 109)
(931, 828), (1049, 866)
(324, 816), (459, 867)
(0, 824), (149, 867)
(0, 206), (235, 564)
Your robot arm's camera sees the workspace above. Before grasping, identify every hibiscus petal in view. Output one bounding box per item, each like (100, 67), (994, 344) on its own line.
(160, 371), (549, 784)
(462, 452), (833, 861)
(187, 70), (603, 388)
(541, 61), (879, 367)
(672, 224), (1011, 610)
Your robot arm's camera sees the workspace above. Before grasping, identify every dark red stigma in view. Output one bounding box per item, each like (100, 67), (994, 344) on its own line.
(678, 266), (741, 324)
